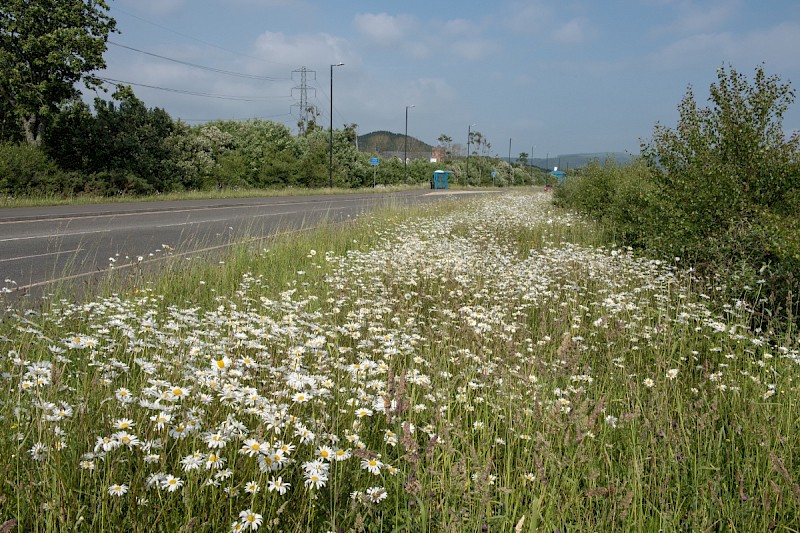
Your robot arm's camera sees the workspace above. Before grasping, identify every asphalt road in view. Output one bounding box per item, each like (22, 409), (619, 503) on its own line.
(0, 189), (470, 299)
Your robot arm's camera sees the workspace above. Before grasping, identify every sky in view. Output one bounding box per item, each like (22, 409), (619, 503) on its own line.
(93, 0), (800, 157)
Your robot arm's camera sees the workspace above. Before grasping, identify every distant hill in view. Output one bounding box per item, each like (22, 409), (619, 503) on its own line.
(529, 152), (636, 170)
(356, 133), (635, 168)
(358, 131), (432, 154)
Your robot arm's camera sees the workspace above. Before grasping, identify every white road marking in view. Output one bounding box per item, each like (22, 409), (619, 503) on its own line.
(0, 248), (83, 263)
(0, 229), (111, 243)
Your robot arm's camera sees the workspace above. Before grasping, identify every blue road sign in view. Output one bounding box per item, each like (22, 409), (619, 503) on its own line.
(370, 157), (380, 166)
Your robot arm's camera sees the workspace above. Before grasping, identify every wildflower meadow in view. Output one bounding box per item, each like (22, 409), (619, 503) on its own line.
(1, 191), (798, 532)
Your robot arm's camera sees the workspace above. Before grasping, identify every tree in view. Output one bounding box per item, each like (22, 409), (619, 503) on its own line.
(297, 105), (321, 136)
(641, 64), (799, 251)
(343, 123), (358, 145)
(641, 64), (800, 327)
(44, 86), (176, 192)
(517, 152), (529, 166)
(1, 0), (117, 144)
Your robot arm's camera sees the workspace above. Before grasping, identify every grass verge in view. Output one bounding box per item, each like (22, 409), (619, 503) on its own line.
(1, 191), (798, 532)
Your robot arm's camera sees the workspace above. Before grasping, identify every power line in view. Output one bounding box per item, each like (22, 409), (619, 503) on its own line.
(98, 77), (292, 102)
(109, 41), (289, 81)
(311, 85), (348, 127)
(112, 6), (299, 69)
(179, 114), (293, 123)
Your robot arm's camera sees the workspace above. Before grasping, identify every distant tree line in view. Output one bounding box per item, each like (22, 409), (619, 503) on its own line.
(1, 85), (551, 197)
(1, 0), (548, 196)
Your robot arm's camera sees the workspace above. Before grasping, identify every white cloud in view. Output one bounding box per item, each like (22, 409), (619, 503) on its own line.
(735, 22), (800, 70)
(442, 18), (478, 36)
(651, 22), (800, 71)
(351, 76), (459, 136)
(353, 13), (415, 44)
(506, 1), (554, 34)
(226, 0), (298, 6)
(251, 31), (354, 70)
(118, 0), (186, 16)
(654, 0), (743, 35)
(450, 38), (501, 60)
(553, 18), (593, 44)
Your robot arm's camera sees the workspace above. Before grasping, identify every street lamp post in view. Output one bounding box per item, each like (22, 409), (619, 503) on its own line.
(508, 137), (512, 185)
(466, 123), (476, 185)
(329, 62), (344, 188)
(404, 105), (415, 181)
(530, 145), (535, 184)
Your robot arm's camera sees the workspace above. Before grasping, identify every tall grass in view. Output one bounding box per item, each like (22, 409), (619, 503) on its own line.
(1, 192), (798, 532)
(0, 184), (430, 209)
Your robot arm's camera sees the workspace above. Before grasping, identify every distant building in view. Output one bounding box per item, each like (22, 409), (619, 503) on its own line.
(431, 146), (446, 163)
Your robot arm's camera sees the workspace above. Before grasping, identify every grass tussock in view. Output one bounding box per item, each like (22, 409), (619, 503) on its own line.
(1, 191), (798, 532)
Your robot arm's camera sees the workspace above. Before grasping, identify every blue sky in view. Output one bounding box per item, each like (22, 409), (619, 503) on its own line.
(96, 0), (800, 157)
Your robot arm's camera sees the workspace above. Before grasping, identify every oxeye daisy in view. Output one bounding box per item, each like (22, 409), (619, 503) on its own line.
(206, 452), (227, 470)
(115, 388), (134, 403)
(212, 356), (231, 372)
(240, 438), (265, 457)
(334, 448), (351, 461)
(361, 457), (383, 475)
(244, 481), (260, 494)
(365, 486), (388, 503)
(316, 445), (333, 461)
(666, 368), (679, 380)
(354, 407), (373, 418)
(238, 509), (263, 531)
(204, 432), (227, 449)
(303, 472), (328, 489)
(29, 442), (48, 461)
(114, 431), (140, 448)
(161, 475), (184, 493)
(108, 484), (128, 497)
(268, 476), (290, 495)
(168, 386), (189, 400)
(113, 418), (135, 430)
(151, 412), (171, 430)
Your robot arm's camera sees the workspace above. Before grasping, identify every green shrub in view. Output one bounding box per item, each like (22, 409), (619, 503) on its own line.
(639, 65), (800, 327)
(0, 142), (62, 195)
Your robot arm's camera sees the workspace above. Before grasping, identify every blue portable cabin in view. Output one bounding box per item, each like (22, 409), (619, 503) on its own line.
(431, 170), (453, 189)
(549, 170), (566, 186)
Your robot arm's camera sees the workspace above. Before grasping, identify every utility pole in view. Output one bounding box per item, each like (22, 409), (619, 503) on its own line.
(467, 123), (476, 185)
(508, 138), (512, 184)
(405, 105), (415, 181)
(530, 145), (534, 184)
(329, 63), (344, 188)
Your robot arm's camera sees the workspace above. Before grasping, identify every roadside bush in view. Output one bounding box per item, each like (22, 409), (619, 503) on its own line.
(640, 64), (800, 327)
(0, 142), (63, 195)
(554, 66), (800, 329)
(554, 158), (656, 247)
(604, 159), (656, 248)
(554, 160), (615, 218)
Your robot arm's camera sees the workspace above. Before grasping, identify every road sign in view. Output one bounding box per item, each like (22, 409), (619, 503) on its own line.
(370, 157), (380, 166)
